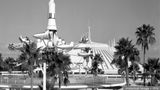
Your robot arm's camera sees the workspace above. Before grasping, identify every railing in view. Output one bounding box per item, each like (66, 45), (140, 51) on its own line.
(0, 74), (124, 86)
(0, 75), (41, 85)
(69, 74), (124, 85)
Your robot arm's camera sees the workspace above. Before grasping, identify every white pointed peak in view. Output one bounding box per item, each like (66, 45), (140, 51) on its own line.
(48, 0), (57, 31)
(111, 38), (116, 47)
(113, 38), (116, 46)
(49, 0), (55, 14)
(88, 26), (92, 43)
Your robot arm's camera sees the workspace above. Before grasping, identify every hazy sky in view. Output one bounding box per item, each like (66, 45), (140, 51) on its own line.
(0, 0), (159, 58)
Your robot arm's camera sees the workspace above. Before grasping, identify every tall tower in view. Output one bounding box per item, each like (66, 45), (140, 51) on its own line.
(33, 0), (59, 46)
(48, 0), (58, 46)
(48, 0), (57, 30)
(88, 26), (92, 43)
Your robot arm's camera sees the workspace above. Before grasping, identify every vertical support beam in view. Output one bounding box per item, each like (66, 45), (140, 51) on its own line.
(43, 62), (46, 90)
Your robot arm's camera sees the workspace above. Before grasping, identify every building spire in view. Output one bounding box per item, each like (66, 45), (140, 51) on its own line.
(88, 26), (92, 43)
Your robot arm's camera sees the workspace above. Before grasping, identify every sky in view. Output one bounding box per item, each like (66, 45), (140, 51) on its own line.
(0, 0), (159, 59)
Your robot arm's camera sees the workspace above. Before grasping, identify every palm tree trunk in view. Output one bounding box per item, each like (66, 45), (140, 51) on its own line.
(31, 66), (33, 90)
(125, 58), (129, 86)
(143, 48), (146, 86)
(151, 75), (153, 86)
(59, 71), (62, 90)
(126, 68), (129, 86)
(133, 63), (136, 84)
(92, 75), (97, 90)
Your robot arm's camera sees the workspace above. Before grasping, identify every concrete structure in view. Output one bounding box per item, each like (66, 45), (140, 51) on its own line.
(68, 40), (118, 74)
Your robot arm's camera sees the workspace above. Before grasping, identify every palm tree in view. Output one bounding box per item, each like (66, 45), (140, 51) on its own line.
(0, 53), (4, 71)
(91, 54), (103, 76)
(143, 58), (160, 86)
(128, 63), (141, 84)
(111, 37), (137, 86)
(17, 41), (40, 90)
(129, 48), (141, 83)
(4, 57), (16, 72)
(90, 54), (103, 90)
(42, 48), (71, 90)
(16, 53), (28, 71)
(83, 47), (92, 71)
(56, 52), (71, 90)
(0, 54), (16, 72)
(8, 37), (41, 90)
(135, 24), (156, 85)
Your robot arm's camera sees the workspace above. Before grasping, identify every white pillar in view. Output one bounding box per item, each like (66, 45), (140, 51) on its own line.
(43, 62), (46, 90)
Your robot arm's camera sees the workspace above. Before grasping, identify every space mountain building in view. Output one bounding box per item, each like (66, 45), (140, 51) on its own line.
(33, 0), (118, 75)
(67, 30), (118, 74)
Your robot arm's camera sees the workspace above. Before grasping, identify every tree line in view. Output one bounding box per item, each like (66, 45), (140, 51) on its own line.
(112, 24), (160, 86)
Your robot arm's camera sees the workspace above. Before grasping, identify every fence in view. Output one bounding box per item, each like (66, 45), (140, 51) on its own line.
(0, 74), (124, 86)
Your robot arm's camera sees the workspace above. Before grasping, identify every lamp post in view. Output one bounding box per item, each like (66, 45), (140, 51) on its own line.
(43, 61), (46, 90)
(40, 40), (50, 90)
(42, 40), (51, 90)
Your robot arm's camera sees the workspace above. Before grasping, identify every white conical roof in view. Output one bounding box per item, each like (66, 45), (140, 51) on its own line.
(68, 42), (117, 74)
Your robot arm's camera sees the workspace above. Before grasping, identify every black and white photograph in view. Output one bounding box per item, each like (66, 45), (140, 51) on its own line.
(0, 0), (159, 90)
